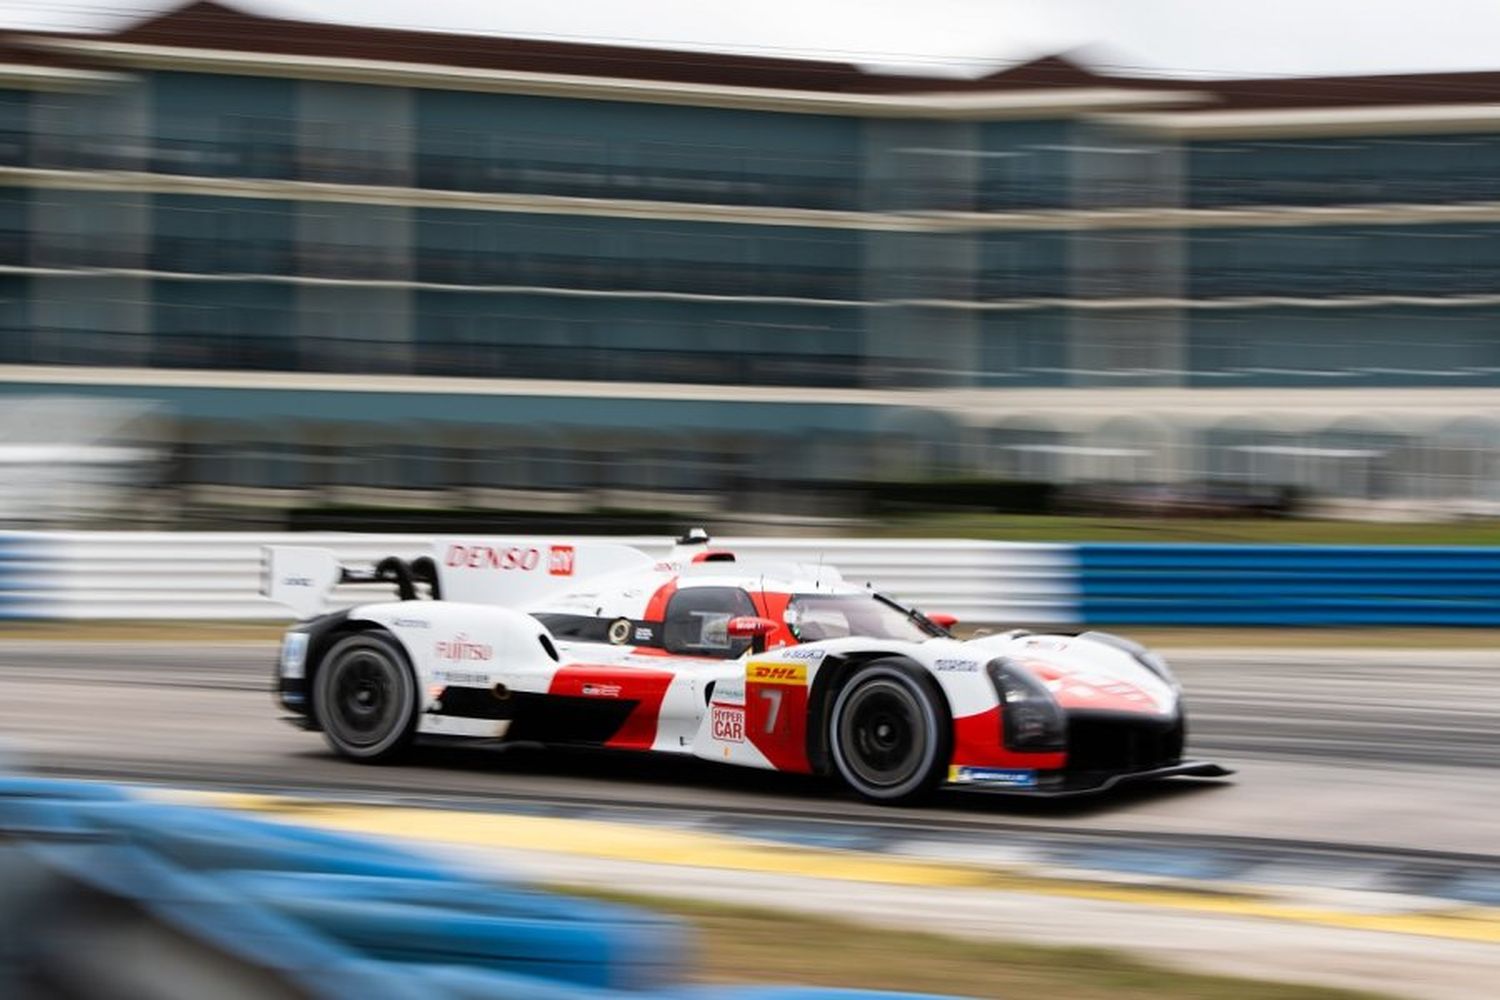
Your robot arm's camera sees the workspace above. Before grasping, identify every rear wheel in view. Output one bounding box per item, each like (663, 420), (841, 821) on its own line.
(828, 659), (949, 804)
(312, 632), (418, 763)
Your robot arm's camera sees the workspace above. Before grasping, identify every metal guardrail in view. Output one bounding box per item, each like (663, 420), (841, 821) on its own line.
(1077, 543), (1500, 626)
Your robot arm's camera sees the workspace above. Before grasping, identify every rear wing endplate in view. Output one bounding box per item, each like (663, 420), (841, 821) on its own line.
(261, 546), (440, 620)
(262, 546), (343, 620)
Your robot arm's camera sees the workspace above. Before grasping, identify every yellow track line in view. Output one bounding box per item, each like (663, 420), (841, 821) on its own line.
(151, 789), (1500, 946)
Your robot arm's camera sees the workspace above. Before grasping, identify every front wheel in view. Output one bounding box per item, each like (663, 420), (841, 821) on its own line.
(312, 632), (418, 763)
(828, 660), (950, 804)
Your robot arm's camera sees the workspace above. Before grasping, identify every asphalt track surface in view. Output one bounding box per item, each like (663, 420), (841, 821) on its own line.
(1, 641), (1497, 856)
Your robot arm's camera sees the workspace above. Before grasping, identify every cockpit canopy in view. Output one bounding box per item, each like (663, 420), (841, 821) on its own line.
(782, 594), (929, 643)
(537, 585), (931, 659)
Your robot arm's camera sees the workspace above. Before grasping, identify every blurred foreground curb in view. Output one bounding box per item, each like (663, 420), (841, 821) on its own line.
(0, 775), (969, 1000)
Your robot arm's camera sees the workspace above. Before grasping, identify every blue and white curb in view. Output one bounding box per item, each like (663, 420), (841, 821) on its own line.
(0, 775), (968, 1000)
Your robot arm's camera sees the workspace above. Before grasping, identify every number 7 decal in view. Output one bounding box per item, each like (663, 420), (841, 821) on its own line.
(757, 687), (783, 732)
(745, 661), (811, 773)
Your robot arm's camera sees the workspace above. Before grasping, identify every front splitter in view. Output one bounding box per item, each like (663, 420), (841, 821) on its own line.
(947, 760), (1234, 798)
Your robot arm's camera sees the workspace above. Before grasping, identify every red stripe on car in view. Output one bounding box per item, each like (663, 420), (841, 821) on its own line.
(548, 665), (675, 750)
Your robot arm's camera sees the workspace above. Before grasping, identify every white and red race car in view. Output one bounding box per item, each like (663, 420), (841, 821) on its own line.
(265, 531), (1229, 803)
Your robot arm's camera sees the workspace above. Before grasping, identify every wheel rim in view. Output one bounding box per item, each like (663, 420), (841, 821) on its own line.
(837, 679), (929, 789)
(326, 648), (406, 748)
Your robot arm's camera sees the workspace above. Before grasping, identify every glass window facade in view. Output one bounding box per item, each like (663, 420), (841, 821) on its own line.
(8, 52), (1500, 500)
(152, 195), (295, 274)
(1187, 134), (1500, 207)
(412, 212), (860, 299)
(976, 311), (1069, 386)
(1187, 307), (1500, 386)
(1190, 225), (1500, 298)
(411, 292), (863, 386)
(415, 92), (861, 210)
(976, 120), (1077, 210)
(0, 187), (24, 267)
(151, 279), (297, 370)
(0, 89), (26, 167)
(151, 72), (297, 179)
(979, 232), (1070, 299)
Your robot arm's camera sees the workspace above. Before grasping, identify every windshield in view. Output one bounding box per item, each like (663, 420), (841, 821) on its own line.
(784, 594), (931, 643)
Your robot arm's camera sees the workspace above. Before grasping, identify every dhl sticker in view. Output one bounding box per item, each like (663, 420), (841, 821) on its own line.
(746, 662), (808, 685)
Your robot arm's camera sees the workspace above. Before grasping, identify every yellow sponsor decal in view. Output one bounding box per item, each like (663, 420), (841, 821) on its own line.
(747, 661), (808, 685)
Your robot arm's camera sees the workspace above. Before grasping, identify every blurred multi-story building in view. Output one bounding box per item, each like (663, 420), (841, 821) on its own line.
(2, 1), (1499, 515)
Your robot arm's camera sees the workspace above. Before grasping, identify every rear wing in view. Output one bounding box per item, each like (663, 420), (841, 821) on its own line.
(260, 546), (440, 620)
(262, 538), (656, 619)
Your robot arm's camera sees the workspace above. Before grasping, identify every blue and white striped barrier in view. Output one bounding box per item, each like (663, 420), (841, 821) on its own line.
(0, 776), (967, 1000)
(0, 533), (48, 620)
(1, 532), (1497, 627)
(0, 532), (1078, 624)
(1077, 543), (1500, 626)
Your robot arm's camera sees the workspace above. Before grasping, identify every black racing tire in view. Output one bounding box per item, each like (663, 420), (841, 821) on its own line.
(828, 659), (950, 805)
(312, 632), (418, 763)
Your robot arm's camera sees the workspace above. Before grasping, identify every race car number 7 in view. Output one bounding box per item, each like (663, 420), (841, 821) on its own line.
(757, 688), (782, 733)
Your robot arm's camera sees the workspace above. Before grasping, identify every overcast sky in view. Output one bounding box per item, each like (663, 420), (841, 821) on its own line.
(2, 0), (1499, 80)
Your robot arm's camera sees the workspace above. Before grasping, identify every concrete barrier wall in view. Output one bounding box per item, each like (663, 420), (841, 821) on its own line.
(3, 532), (1498, 626)
(0, 534), (50, 620)
(1078, 543), (1500, 626)
(1, 533), (1080, 624)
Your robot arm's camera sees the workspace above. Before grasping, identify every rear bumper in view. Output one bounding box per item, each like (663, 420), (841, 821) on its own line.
(947, 759), (1233, 798)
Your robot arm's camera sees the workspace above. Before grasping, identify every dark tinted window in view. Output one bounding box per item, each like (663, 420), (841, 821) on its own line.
(532, 613), (613, 642)
(663, 586), (755, 657)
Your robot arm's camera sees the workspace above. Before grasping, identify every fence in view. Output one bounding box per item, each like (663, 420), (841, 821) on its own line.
(1, 532), (1498, 626)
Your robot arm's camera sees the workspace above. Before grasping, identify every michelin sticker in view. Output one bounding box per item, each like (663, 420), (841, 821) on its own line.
(951, 767), (1038, 788)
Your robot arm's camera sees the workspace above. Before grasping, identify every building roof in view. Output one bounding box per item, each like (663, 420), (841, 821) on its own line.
(7, 0), (1500, 122)
(21, 0), (1066, 96)
(0, 32), (125, 88)
(1202, 72), (1500, 111)
(0, 35), (96, 71)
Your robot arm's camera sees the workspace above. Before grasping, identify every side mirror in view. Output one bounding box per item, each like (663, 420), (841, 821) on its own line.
(727, 615), (779, 654)
(926, 612), (959, 631)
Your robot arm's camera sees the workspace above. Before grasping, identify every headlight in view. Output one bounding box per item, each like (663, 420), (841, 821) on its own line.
(987, 659), (1066, 752)
(279, 631), (309, 679)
